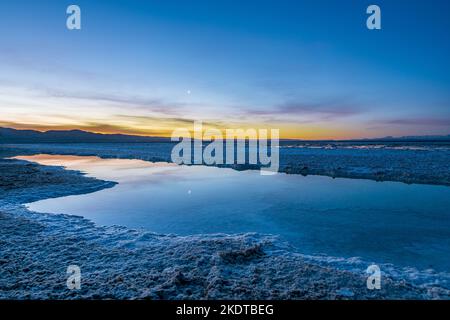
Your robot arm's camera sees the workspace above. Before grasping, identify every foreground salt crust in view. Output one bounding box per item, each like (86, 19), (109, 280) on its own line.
(0, 159), (448, 299)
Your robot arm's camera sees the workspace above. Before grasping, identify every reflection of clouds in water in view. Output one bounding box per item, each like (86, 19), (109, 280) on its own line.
(13, 154), (239, 185)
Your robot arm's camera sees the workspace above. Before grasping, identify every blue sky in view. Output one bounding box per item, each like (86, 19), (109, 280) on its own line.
(0, 0), (449, 138)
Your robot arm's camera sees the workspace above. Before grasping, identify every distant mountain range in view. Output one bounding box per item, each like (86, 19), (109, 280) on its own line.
(0, 127), (449, 143)
(365, 135), (450, 141)
(0, 127), (170, 143)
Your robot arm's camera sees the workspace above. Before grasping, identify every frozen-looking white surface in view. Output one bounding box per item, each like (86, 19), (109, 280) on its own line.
(16, 154), (450, 291)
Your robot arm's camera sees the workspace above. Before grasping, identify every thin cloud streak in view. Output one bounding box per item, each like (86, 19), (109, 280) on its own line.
(44, 88), (186, 116)
(371, 118), (450, 127)
(243, 98), (364, 122)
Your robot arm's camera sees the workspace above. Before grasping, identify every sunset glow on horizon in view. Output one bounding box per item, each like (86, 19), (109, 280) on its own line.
(1, 0), (449, 140)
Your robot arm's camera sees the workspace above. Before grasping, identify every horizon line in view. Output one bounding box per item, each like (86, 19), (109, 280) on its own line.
(1, 126), (450, 142)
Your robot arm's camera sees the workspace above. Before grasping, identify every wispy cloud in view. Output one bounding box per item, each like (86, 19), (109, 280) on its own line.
(0, 46), (98, 80)
(277, 101), (362, 120)
(114, 115), (228, 128)
(243, 97), (364, 122)
(371, 117), (450, 127)
(43, 88), (186, 116)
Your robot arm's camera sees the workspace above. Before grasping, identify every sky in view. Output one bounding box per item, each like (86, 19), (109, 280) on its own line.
(0, 0), (449, 139)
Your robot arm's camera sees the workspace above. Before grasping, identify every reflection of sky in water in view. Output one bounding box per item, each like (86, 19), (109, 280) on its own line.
(17, 155), (450, 272)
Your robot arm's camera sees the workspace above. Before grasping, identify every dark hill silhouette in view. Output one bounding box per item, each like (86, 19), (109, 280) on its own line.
(0, 127), (170, 143)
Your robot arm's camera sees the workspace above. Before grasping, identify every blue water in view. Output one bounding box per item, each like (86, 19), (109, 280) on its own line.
(20, 155), (450, 277)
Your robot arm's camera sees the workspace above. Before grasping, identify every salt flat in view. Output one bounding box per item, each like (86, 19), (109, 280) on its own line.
(1, 142), (449, 299)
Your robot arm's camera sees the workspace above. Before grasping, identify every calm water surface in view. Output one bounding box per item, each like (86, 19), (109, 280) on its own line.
(17, 155), (450, 274)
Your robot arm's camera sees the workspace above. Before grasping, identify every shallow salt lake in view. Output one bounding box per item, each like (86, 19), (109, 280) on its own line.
(17, 154), (450, 274)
